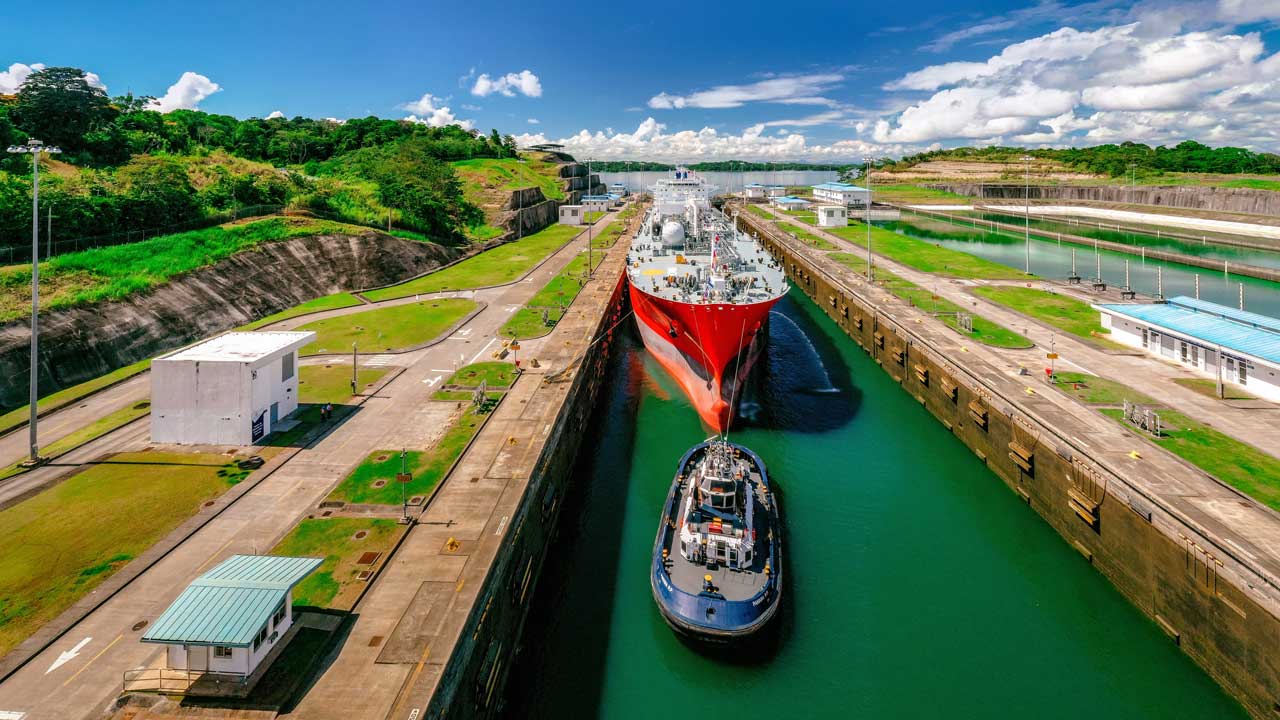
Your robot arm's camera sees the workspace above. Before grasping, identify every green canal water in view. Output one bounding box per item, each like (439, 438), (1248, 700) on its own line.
(504, 290), (1245, 719)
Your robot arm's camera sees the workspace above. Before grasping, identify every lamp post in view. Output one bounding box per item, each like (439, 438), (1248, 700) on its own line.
(863, 155), (875, 281)
(7, 139), (61, 463)
(1022, 155), (1032, 274)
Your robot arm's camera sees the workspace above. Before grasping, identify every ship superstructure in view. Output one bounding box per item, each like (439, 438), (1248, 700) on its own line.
(626, 169), (788, 431)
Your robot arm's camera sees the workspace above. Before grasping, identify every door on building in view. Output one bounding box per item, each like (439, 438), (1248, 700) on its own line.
(270, 402), (279, 424)
(1190, 345), (1199, 367)
(188, 645), (208, 672)
(1239, 362), (1248, 385)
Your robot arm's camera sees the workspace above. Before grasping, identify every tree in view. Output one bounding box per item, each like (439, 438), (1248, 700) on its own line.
(12, 67), (116, 156)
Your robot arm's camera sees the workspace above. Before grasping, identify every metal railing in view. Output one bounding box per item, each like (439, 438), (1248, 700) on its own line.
(122, 667), (249, 695)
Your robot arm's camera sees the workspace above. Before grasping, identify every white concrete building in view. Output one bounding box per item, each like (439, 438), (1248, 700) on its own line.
(579, 195), (613, 213)
(151, 331), (315, 446)
(743, 183), (766, 199)
(765, 185), (786, 198)
(1095, 296), (1280, 402)
(559, 204), (584, 225)
(816, 205), (848, 227)
(770, 195), (811, 210)
(140, 555), (321, 694)
(812, 182), (870, 207)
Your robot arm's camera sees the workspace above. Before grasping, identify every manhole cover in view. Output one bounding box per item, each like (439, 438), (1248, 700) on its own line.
(353, 530), (368, 540)
(132, 620), (148, 632)
(356, 551), (381, 565)
(321, 510), (332, 517)
(409, 495), (424, 505)
(358, 570), (373, 581)
(372, 479), (387, 488)
(368, 635), (384, 647)
(470, 476), (480, 484)
(376, 454), (389, 462)
(203, 501), (215, 508)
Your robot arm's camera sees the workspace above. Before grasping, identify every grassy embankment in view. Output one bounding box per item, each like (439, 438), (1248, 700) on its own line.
(1049, 373), (1280, 510)
(501, 221), (623, 339)
(778, 222), (836, 250)
(0, 358), (150, 434)
(270, 518), (401, 610)
(240, 293), (364, 331)
(0, 452), (254, 655)
(745, 204), (772, 219)
(828, 223), (1029, 280)
(869, 184), (971, 204)
(363, 224), (581, 302)
(827, 253), (1031, 348)
(1172, 377), (1256, 401)
(0, 217), (380, 323)
(452, 157), (566, 240)
(297, 297), (476, 354)
(971, 286), (1122, 348)
(432, 361), (516, 401)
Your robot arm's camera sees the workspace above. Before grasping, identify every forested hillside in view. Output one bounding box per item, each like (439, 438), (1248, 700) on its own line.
(880, 141), (1280, 178)
(0, 67), (521, 250)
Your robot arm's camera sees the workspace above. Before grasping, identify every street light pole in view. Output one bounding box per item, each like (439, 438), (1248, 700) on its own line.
(863, 155), (874, 281)
(7, 139), (61, 463)
(1022, 155), (1032, 274)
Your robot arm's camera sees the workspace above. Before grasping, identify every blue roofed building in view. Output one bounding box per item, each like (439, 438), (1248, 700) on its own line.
(769, 195), (811, 210)
(743, 183), (766, 199)
(812, 181), (870, 207)
(136, 554), (321, 694)
(1094, 296), (1280, 402)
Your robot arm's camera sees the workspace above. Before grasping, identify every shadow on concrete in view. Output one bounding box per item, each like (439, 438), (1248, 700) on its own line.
(502, 332), (643, 719)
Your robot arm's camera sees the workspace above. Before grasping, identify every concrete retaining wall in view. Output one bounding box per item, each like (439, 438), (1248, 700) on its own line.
(938, 183), (1280, 217)
(744, 213), (1280, 719)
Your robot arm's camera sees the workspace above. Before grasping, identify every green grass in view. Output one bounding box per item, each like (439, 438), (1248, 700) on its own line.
(240, 293), (364, 331)
(270, 518), (401, 610)
(363, 224), (581, 302)
(826, 253), (1031, 348)
(870, 184), (971, 204)
(298, 365), (390, 404)
(591, 220), (625, 249)
(443, 362), (516, 388)
(0, 451), (249, 656)
(452, 157), (566, 201)
(1101, 408), (1280, 511)
(1220, 178), (1280, 191)
(324, 405), (488, 505)
(501, 250), (598, 339)
(828, 224), (1029, 279)
(746, 204), (773, 219)
(1172, 377), (1256, 401)
(584, 211), (606, 223)
(779, 223), (836, 250)
(0, 217), (376, 322)
(971, 286), (1117, 346)
(1051, 371), (1157, 405)
(297, 297), (476, 354)
(432, 390), (505, 402)
(0, 400), (153, 481)
(0, 358), (150, 432)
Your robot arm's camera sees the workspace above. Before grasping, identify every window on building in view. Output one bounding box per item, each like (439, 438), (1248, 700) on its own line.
(272, 601), (286, 629)
(1180, 342), (1188, 362)
(281, 353), (294, 382)
(213, 646), (233, 658)
(253, 624), (268, 652)
(1141, 328), (1149, 348)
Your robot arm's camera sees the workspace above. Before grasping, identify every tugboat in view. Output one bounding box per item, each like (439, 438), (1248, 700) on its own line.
(651, 439), (781, 642)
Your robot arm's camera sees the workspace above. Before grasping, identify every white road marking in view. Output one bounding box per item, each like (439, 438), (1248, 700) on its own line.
(1225, 538), (1259, 562)
(458, 328), (473, 337)
(423, 376), (442, 388)
(0, 711), (28, 720)
(504, 305), (520, 313)
(494, 515), (509, 535)
(46, 637), (91, 674)
(468, 338), (498, 365)
(364, 354), (394, 367)
(429, 369), (453, 373)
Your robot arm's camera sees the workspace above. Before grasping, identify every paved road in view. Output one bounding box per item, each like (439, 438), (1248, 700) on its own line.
(0, 212), (619, 720)
(0, 373), (151, 470)
(766, 207), (1280, 459)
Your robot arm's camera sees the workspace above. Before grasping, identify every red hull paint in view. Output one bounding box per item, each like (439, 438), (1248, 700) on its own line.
(628, 281), (780, 431)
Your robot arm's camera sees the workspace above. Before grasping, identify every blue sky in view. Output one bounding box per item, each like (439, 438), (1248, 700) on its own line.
(6, 0), (1280, 161)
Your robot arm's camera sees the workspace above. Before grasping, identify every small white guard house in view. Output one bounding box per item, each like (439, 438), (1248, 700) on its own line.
(151, 331), (315, 446)
(815, 205), (848, 227)
(742, 183), (766, 199)
(558, 204), (584, 225)
(142, 555), (321, 686)
(1094, 296), (1280, 402)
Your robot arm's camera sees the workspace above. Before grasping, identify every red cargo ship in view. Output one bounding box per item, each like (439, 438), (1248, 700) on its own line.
(626, 170), (788, 431)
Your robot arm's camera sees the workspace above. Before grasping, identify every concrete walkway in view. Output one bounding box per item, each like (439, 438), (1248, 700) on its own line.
(0, 209), (626, 720)
(764, 207), (1280, 459)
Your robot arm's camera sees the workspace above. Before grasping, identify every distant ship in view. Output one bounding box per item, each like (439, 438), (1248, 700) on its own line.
(626, 170), (788, 431)
(651, 439), (781, 641)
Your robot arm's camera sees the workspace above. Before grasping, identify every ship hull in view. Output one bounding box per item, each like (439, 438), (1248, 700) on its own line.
(628, 282), (779, 431)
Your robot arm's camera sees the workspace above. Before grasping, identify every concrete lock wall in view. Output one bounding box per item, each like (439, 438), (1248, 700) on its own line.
(424, 272), (630, 719)
(748, 221), (1280, 720)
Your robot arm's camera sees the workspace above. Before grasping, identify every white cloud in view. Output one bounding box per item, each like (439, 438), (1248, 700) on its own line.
(148, 72), (221, 112)
(515, 117), (908, 163)
(471, 70), (542, 98)
(399, 93), (474, 130)
(0, 62), (44, 93)
(874, 11), (1280, 149)
(1217, 0), (1280, 22)
(527, 118), (540, 124)
(266, 110), (285, 119)
(648, 73), (843, 109)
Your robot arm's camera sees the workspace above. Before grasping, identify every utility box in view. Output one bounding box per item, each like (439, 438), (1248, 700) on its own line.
(150, 331), (315, 446)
